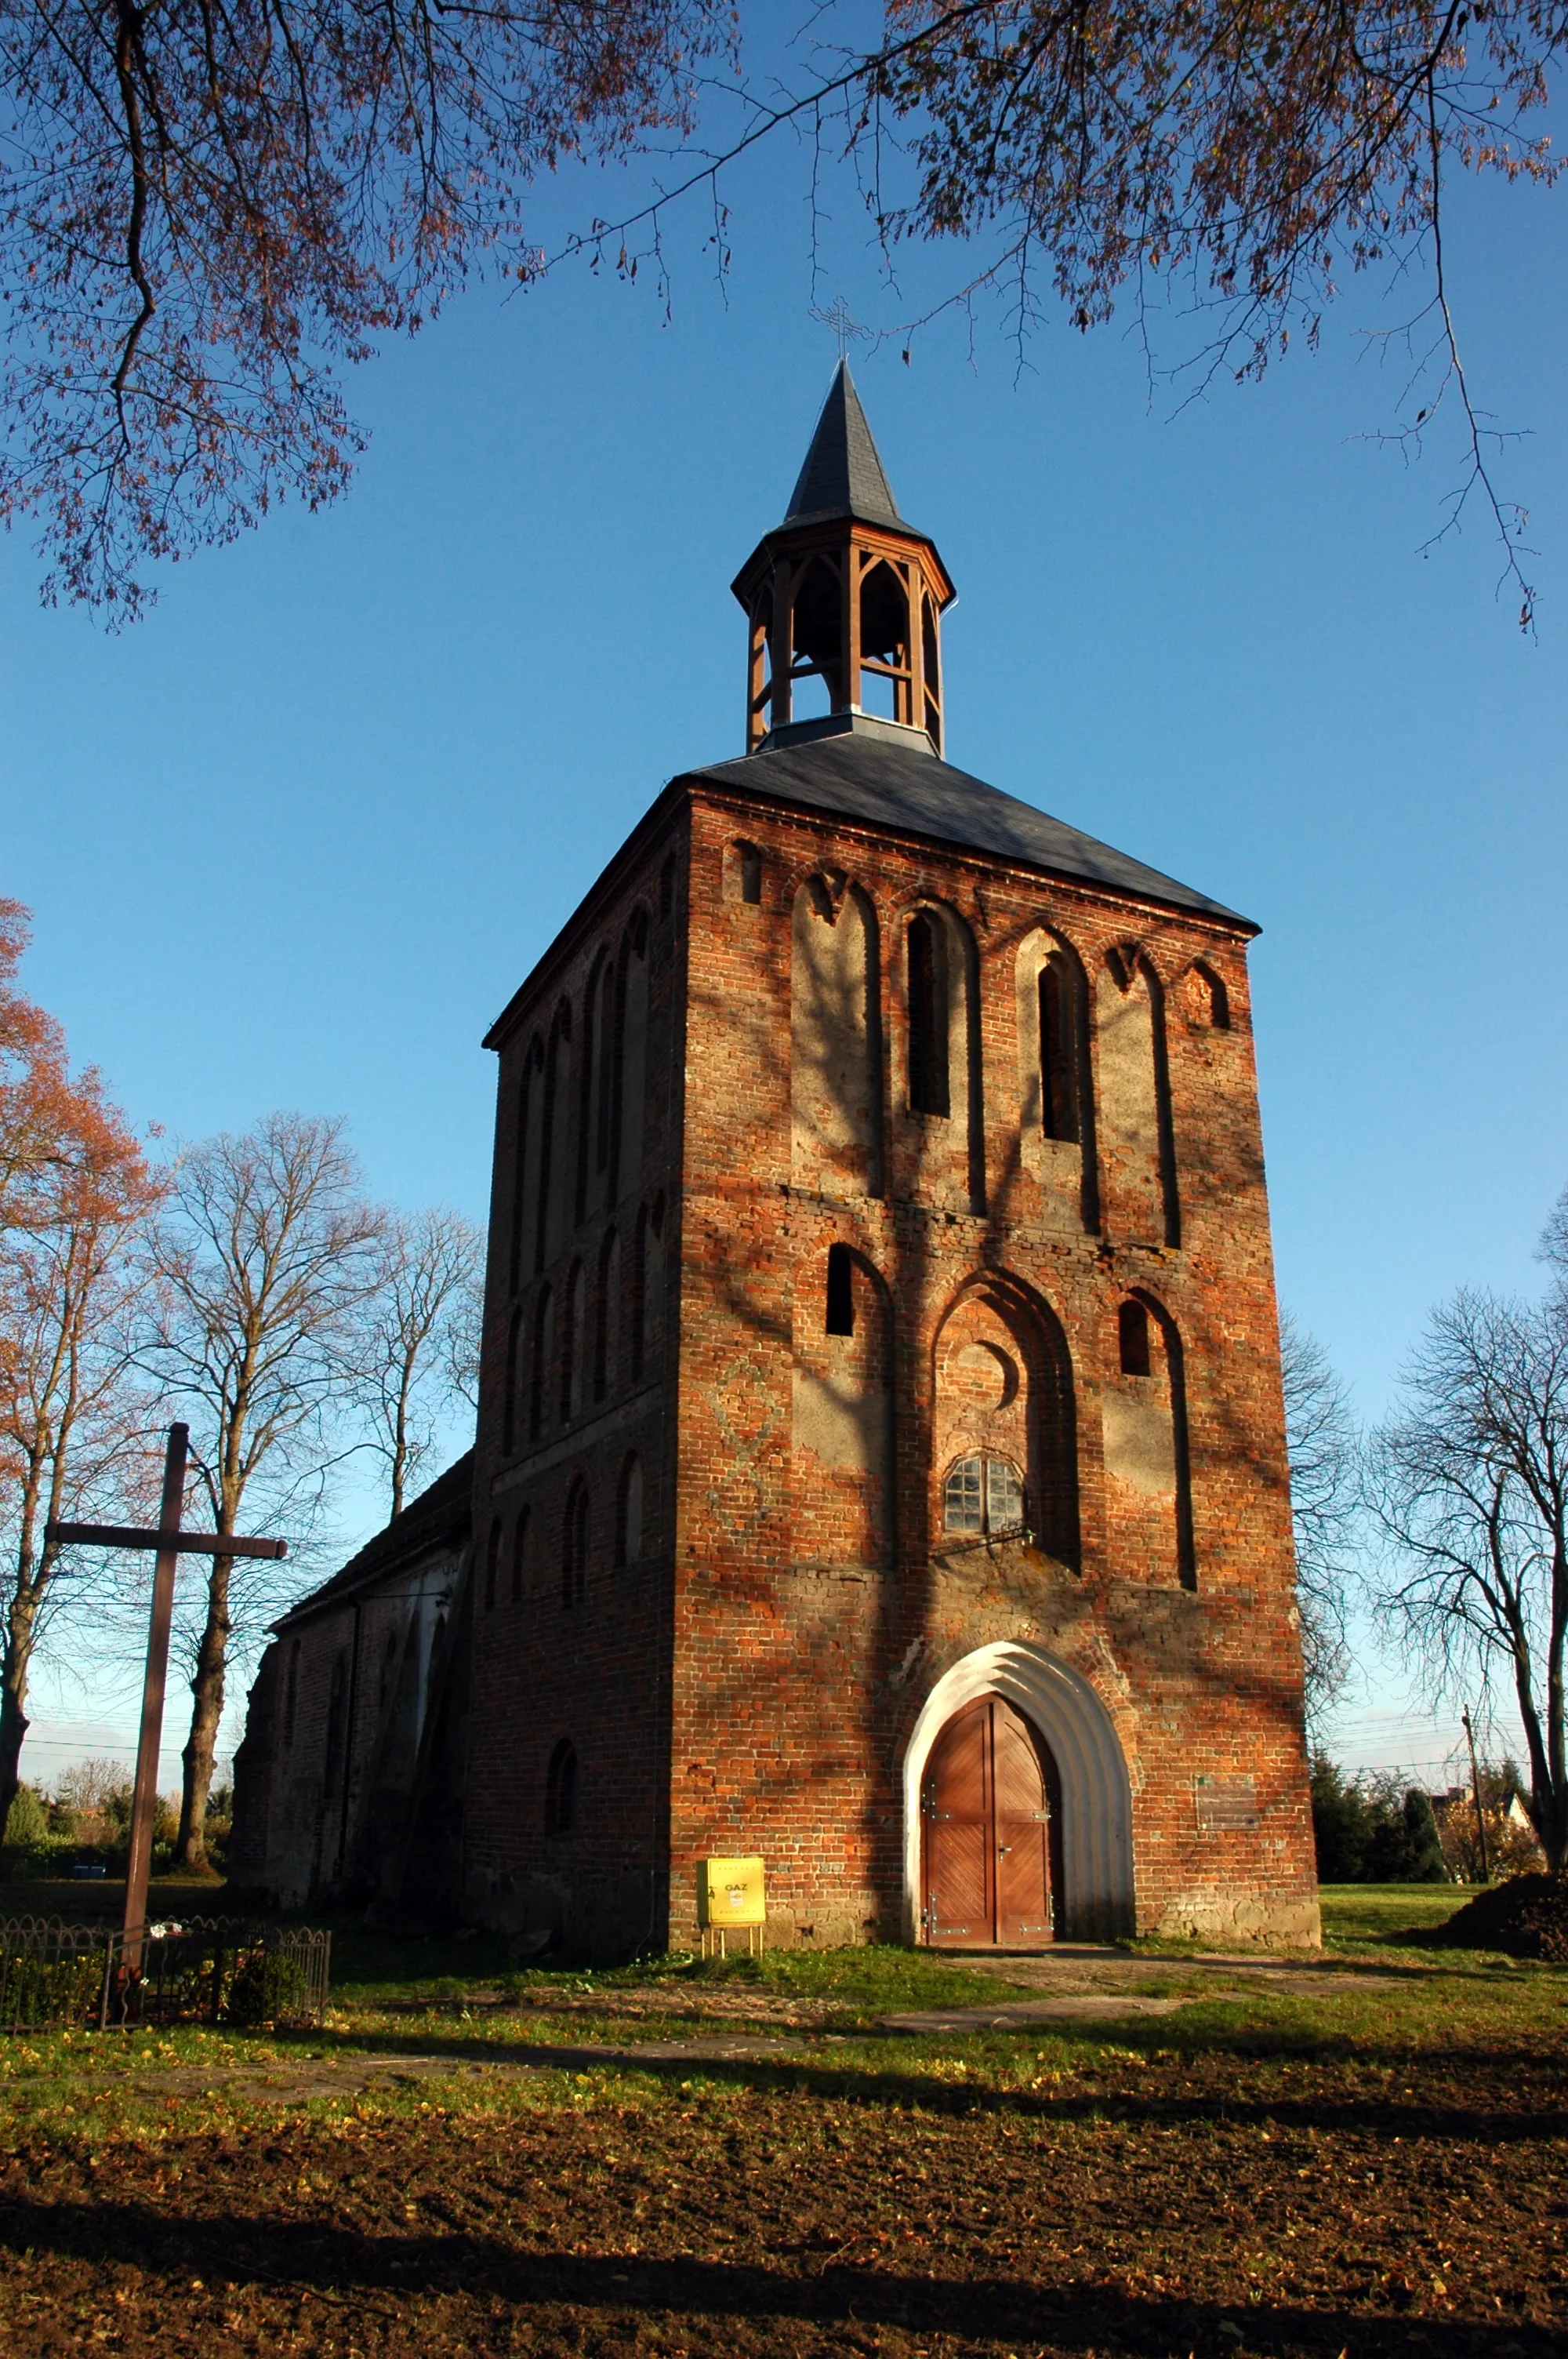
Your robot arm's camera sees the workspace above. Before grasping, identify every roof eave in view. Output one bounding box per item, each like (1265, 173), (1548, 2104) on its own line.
(677, 760), (1259, 938)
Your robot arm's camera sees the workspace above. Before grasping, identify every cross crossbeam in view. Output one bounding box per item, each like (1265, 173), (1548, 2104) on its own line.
(46, 1521), (285, 1560)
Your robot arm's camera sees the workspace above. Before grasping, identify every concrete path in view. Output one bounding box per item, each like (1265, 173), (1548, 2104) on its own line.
(879, 1992), (1204, 2034)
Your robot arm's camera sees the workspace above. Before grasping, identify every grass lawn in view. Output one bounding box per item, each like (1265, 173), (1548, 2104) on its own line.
(0, 1881), (1563, 2356)
(1318, 1884), (1486, 1946)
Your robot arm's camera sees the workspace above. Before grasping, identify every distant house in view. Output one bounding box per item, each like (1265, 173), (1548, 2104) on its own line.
(1429, 1783), (1544, 1878)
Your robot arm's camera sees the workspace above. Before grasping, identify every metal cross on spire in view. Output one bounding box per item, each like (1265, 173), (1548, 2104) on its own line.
(809, 295), (872, 362)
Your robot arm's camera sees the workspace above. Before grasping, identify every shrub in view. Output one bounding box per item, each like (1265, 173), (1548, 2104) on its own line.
(1311, 1757), (1452, 1883)
(2, 1785), (49, 1847)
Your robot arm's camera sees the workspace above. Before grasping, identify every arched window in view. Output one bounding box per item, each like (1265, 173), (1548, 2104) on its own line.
(484, 1519), (501, 1612)
(632, 1195), (664, 1380)
(528, 1285), (554, 1441)
(593, 1229), (620, 1403)
(616, 1454), (644, 1566)
(502, 1303), (522, 1457)
(538, 1005), (573, 1267)
(323, 1653), (348, 1796)
(1039, 954), (1080, 1143)
(1190, 961), (1230, 1030)
(578, 958), (615, 1220)
(545, 1739), (578, 1836)
(907, 911), (950, 1116)
(509, 1043), (543, 1289)
(921, 592), (942, 742)
(790, 552), (844, 713)
(942, 1453), (1027, 1539)
(728, 839), (763, 904)
(284, 1637), (301, 1748)
(826, 1241), (855, 1336)
(510, 1507), (531, 1605)
(561, 1261), (585, 1423)
(858, 558), (911, 722)
(618, 912), (651, 1194)
(1118, 1299), (1152, 1376)
(562, 1479), (589, 1608)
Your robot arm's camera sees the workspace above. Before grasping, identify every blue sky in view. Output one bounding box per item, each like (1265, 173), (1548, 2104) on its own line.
(5, 100), (1565, 1787)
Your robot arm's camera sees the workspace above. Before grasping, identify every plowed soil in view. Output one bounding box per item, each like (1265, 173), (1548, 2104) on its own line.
(2, 2036), (1563, 2357)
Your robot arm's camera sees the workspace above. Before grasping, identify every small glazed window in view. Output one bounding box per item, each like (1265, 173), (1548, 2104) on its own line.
(943, 1453), (1026, 1538)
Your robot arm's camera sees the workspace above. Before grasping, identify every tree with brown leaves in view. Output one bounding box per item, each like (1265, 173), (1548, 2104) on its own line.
(2, 5), (1557, 619)
(0, 903), (165, 1840)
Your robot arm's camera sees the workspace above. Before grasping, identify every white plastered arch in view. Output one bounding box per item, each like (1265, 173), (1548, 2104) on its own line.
(902, 1641), (1135, 1942)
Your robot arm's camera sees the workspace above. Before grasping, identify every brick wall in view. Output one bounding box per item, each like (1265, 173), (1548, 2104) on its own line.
(460, 765), (1317, 1957)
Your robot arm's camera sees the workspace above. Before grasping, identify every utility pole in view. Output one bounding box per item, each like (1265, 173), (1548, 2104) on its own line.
(46, 1423), (286, 1972)
(1461, 1706), (1491, 1885)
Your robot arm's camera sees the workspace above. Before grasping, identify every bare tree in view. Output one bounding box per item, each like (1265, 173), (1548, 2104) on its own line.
(2, 5), (1559, 618)
(1368, 1274), (1568, 1872)
(142, 1113), (383, 1870)
(1279, 1310), (1359, 1722)
(354, 1207), (483, 1520)
(1540, 1181), (1568, 1279)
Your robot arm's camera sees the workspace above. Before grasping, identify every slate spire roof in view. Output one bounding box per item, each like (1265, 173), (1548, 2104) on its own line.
(783, 359), (906, 531)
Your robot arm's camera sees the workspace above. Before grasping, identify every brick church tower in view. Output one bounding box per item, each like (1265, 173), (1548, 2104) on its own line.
(458, 365), (1319, 1955)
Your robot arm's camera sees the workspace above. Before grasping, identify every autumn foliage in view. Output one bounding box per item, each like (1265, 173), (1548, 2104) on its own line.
(0, 900), (163, 1840)
(1, 3), (1559, 617)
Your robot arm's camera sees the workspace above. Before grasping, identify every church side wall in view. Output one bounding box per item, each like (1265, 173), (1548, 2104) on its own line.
(667, 786), (1317, 1951)
(230, 1545), (463, 1911)
(463, 822), (688, 1959)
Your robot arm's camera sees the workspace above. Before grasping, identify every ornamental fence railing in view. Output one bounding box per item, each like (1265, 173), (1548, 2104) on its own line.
(0, 1915), (330, 2034)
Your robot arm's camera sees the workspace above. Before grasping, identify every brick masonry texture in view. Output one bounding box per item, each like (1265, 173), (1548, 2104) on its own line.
(459, 762), (1319, 1957)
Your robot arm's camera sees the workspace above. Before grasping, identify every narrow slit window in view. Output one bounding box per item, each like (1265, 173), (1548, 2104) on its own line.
(562, 1481), (589, 1608)
(825, 1243), (855, 1336)
(907, 911), (950, 1116)
(1119, 1299), (1152, 1376)
(484, 1521), (501, 1612)
(545, 1739), (577, 1836)
(1039, 956), (1079, 1142)
(740, 842), (762, 903)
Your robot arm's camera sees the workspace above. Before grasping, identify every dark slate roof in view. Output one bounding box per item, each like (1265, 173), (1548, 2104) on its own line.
(274, 1449), (473, 1630)
(677, 715), (1253, 929)
(783, 361), (905, 532)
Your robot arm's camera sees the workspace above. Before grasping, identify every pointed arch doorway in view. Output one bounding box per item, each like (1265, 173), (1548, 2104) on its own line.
(903, 1642), (1136, 1945)
(921, 1696), (1062, 1946)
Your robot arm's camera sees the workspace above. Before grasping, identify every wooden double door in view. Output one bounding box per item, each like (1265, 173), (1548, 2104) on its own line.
(921, 1696), (1062, 1947)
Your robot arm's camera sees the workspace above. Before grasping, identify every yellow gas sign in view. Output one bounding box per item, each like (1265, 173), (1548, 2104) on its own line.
(699, 1856), (766, 1928)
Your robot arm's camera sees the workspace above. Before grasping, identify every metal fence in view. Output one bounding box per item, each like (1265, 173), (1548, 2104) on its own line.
(0, 1916), (330, 2034)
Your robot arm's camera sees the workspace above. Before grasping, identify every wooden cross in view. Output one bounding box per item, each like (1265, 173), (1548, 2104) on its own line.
(45, 1423), (286, 1968)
